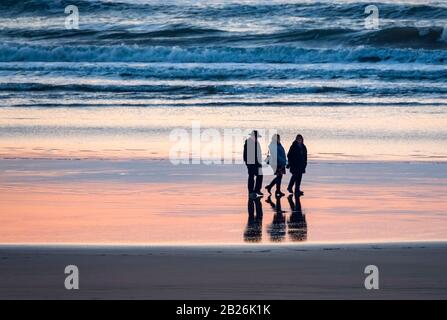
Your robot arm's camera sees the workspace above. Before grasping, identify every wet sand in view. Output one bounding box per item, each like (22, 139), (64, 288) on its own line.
(0, 159), (446, 244)
(0, 242), (446, 299)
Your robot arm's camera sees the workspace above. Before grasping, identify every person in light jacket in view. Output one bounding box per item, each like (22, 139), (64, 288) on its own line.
(265, 134), (286, 197)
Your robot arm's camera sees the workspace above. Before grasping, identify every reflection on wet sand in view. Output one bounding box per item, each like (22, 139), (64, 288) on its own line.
(266, 195), (287, 242)
(287, 194), (308, 242)
(244, 198), (263, 242)
(244, 194), (308, 243)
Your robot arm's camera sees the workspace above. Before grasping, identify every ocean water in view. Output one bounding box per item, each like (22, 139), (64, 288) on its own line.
(0, 0), (447, 160)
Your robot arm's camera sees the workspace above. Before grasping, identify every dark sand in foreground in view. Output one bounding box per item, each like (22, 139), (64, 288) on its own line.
(1, 242), (446, 299)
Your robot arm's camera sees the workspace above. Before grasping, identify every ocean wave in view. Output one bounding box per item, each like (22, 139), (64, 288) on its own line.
(3, 62), (447, 82)
(1, 43), (446, 64)
(244, 26), (447, 49)
(2, 82), (447, 96)
(9, 101), (447, 108)
(2, 25), (447, 49)
(351, 26), (447, 49)
(0, 25), (226, 46)
(2, 0), (447, 20)
(2, 1), (447, 51)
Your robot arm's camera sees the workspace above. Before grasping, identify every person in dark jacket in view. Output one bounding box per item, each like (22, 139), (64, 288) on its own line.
(243, 130), (263, 198)
(265, 134), (286, 197)
(287, 134), (307, 195)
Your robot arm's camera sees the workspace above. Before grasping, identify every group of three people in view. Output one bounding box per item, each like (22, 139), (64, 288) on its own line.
(243, 130), (307, 198)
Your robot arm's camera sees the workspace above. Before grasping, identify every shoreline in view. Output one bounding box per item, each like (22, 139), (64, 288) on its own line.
(1, 239), (447, 249)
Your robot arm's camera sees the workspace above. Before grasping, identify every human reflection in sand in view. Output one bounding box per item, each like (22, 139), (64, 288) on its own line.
(287, 194), (307, 242)
(244, 194), (307, 243)
(244, 197), (263, 242)
(265, 195), (287, 242)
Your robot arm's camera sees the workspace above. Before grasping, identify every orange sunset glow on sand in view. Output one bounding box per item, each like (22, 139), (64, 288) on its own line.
(1, 159), (446, 244)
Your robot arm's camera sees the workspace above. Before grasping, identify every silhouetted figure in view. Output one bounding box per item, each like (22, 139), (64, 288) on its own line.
(266, 195), (286, 242)
(243, 130), (263, 198)
(287, 134), (307, 195)
(244, 197), (263, 242)
(265, 134), (286, 197)
(287, 194), (307, 242)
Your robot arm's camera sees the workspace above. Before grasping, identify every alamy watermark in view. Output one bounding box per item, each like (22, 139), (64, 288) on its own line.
(64, 265), (79, 290)
(364, 5), (379, 30)
(364, 265), (379, 290)
(169, 121), (277, 170)
(65, 5), (79, 30)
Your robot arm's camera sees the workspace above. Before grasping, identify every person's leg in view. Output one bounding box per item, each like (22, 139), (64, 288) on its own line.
(288, 174), (296, 192)
(294, 172), (303, 192)
(276, 173), (283, 192)
(267, 176), (278, 189)
(255, 173), (263, 193)
(247, 166), (255, 193)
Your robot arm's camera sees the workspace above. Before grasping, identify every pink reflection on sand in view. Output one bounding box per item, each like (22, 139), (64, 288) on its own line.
(0, 180), (446, 244)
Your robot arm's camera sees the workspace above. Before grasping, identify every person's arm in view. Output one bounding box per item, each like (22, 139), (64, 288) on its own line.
(280, 145), (287, 166)
(304, 145), (308, 169)
(243, 140), (247, 164)
(288, 144), (297, 164)
(257, 142), (262, 166)
(286, 145), (292, 168)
